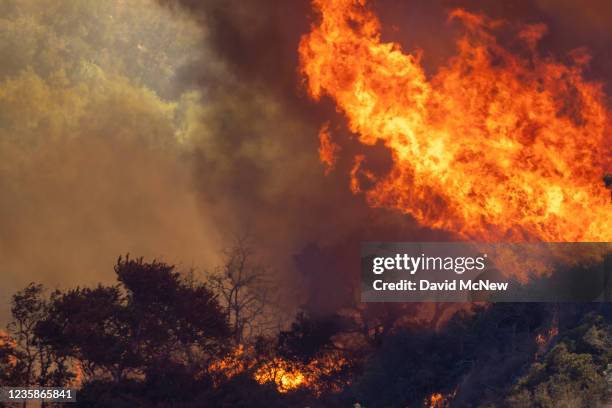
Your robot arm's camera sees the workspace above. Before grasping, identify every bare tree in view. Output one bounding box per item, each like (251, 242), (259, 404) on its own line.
(209, 235), (279, 343)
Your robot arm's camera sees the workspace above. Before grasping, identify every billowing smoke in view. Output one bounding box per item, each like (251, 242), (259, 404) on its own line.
(155, 0), (462, 316)
(2, 0), (611, 322)
(0, 0), (401, 323)
(157, 0), (612, 313)
(0, 0), (222, 321)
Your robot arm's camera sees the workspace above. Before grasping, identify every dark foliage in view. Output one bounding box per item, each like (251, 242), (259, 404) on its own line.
(3, 257), (612, 407)
(32, 256), (231, 405)
(277, 311), (341, 362)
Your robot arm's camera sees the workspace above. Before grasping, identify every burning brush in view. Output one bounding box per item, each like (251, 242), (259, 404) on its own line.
(300, 0), (612, 243)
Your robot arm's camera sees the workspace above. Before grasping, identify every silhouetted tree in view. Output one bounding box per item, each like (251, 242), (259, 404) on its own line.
(277, 311), (341, 362)
(209, 235), (279, 343)
(6, 283), (74, 388)
(0, 331), (27, 386)
(7, 255), (612, 408)
(36, 256), (230, 397)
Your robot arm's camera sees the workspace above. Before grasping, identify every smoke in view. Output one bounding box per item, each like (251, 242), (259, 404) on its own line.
(0, 0), (222, 322)
(158, 0), (612, 313)
(1, 130), (221, 296)
(0, 0), (388, 323)
(2, 0), (610, 322)
(375, 0), (612, 93)
(151, 0), (471, 318)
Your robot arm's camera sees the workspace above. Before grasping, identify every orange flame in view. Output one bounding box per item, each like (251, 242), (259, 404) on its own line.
(426, 388), (457, 407)
(209, 345), (349, 394)
(535, 312), (559, 357)
(254, 358), (307, 393)
(208, 344), (251, 382)
(300, 0), (611, 242)
(254, 354), (349, 394)
(0, 331), (18, 368)
(69, 360), (84, 388)
(318, 122), (341, 174)
(427, 392), (445, 408)
(535, 326), (559, 347)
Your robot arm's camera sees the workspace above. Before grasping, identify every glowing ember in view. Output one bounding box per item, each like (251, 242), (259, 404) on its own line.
(300, 0), (611, 242)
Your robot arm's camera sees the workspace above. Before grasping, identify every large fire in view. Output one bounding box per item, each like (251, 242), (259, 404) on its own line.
(300, 0), (611, 242)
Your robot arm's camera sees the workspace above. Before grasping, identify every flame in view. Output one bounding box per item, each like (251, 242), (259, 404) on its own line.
(535, 312), (560, 357)
(0, 331), (18, 368)
(69, 360), (84, 388)
(535, 325), (559, 347)
(300, 0), (611, 242)
(208, 344), (251, 382)
(254, 354), (349, 394)
(318, 121), (341, 174)
(426, 388), (457, 407)
(254, 358), (307, 393)
(209, 345), (349, 394)
(427, 392), (445, 408)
